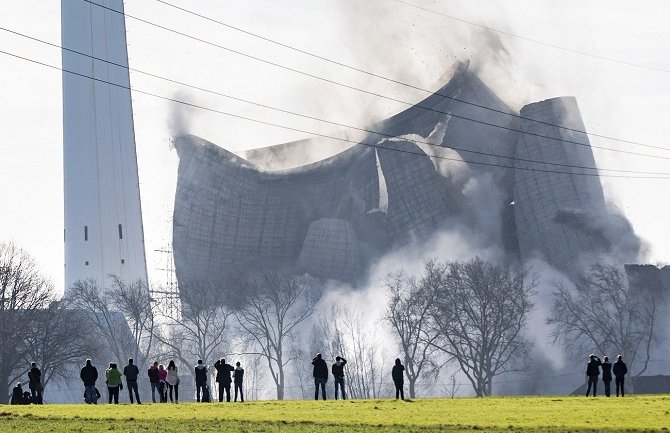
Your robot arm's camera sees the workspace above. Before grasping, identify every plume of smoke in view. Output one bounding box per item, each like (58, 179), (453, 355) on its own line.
(167, 90), (199, 138)
(554, 206), (648, 265)
(523, 257), (572, 370)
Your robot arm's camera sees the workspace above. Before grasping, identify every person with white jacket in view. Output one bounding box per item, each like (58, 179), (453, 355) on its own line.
(166, 360), (179, 403)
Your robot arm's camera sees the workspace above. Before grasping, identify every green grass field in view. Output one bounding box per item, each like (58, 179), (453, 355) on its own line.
(0, 396), (668, 432)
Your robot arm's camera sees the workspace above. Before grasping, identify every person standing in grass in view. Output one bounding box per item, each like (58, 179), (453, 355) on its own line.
(585, 354), (602, 397)
(11, 382), (24, 405)
(28, 362), (42, 404)
(601, 356), (612, 397)
(312, 353), (328, 400)
(392, 358), (405, 400)
(234, 362), (245, 402)
(214, 358), (235, 402)
(123, 358), (141, 404)
(80, 359), (99, 404)
(158, 364), (168, 403)
(331, 356), (347, 400)
(613, 355), (628, 397)
(148, 361), (160, 403)
(106, 362), (123, 404)
(194, 359), (208, 402)
(166, 360), (179, 403)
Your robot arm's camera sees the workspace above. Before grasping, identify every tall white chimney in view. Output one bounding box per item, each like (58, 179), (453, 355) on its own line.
(62, 0), (148, 290)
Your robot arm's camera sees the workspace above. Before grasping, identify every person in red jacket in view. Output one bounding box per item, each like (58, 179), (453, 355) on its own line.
(147, 361), (160, 403)
(158, 364), (168, 403)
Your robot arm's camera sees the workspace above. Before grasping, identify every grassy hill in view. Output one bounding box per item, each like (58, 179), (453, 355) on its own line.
(0, 395), (668, 432)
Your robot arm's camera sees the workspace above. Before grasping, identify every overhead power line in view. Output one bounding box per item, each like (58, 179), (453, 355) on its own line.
(150, 0), (670, 154)
(79, 0), (670, 161)
(393, 0), (670, 75)
(2, 48), (669, 180)
(5, 26), (669, 175)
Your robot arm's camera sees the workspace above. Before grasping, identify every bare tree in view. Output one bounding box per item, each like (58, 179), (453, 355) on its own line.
(108, 276), (155, 366)
(66, 278), (135, 364)
(151, 280), (231, 370)
(318, 305), (387, 399)
(0, 242), (53, 402)
(236, 272), (320, 400)
(440, 370), (461, 399)
(290, 342), (311, 400)
(548, 263), (660, 376)
(385, 267), (441, 398)
(429, 258), (536, 397)
(22, 300), (101, 392)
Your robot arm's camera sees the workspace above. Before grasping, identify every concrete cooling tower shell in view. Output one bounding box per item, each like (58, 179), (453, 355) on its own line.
(243, 61), (520, 171)
(173, 62), (641, 291)
(173, 136), (380, 289)
(297, 218), (361, 279)
(513, 97), (609, 277)
(173, 62), (528, 290)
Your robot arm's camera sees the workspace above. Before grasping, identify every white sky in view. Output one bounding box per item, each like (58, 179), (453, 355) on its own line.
(1, 0), (669, 293)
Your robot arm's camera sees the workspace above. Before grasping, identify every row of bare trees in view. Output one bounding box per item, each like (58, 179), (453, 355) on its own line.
(314, 305), (387, 399)
(1, 237), (661, 401)
(63, 272), (322, 401)
(385, 259), (662, 397)
(0, 242), (100, 403)
(548, 263), (660, 377)
(385, 258), (536, 397)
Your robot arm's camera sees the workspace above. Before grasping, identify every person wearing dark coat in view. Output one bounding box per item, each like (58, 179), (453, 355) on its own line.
(148, 361), (160, 403)
(21, 391), (32, 404)
(214, 358), (235, 402)
(123, 358), (141, 404)
(312, 353), (328, 400)
(194, 360), (208, 403)
(10, 382), (24, 405)
(331, 356), (347, 400)
(80, 359), (99, 404)
(613, 355), (628, 397)
(28, 362), (43, 404)
(392, 358), (405, 400)
(585, 354), (602, 397)
(234, 362), (244, 402)
(601, 356), (612, 397)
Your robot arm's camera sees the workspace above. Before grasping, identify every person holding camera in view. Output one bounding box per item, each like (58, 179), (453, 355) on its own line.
(585, 354), (602, 397)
